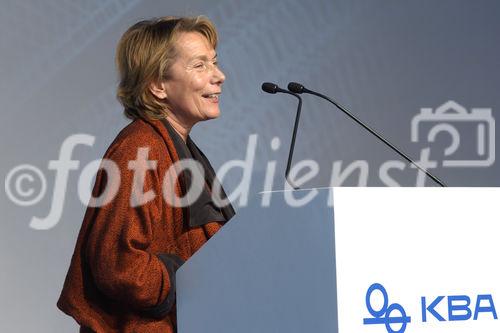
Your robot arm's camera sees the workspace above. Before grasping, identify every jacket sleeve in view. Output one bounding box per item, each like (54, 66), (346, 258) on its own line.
(85, 139), (183, 318)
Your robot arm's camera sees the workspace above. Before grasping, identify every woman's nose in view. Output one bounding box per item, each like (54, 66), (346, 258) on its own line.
(212, 66), (225, 85)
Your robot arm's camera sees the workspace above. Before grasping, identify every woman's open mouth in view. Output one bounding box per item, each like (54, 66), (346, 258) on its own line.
(202, 93), (220, 102)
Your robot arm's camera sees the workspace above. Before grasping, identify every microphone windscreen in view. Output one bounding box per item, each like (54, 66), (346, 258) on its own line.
(287, 82), (304, 94)
(261, 82), (278, 94)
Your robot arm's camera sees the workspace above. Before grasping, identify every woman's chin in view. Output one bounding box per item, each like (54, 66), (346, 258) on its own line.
(204, 108), (221, 120)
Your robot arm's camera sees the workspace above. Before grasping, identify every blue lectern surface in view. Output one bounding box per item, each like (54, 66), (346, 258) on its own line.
(176, 189), (338, 333)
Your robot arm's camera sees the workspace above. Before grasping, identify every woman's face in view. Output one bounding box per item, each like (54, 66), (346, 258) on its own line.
(162, 32), (225, 127)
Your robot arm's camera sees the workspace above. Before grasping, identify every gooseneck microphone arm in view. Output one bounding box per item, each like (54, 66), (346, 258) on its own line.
(287, 82), (447, 187)
(261, 82), (302, 190)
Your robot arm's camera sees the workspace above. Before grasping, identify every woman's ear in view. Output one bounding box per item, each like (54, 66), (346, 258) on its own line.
(149, 81), (168, 99)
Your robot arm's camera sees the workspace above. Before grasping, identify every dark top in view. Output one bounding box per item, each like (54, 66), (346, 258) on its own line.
(160, 118), (235, 228)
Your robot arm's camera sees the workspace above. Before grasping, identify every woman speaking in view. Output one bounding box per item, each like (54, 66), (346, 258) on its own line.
(57, 16), (235, 333)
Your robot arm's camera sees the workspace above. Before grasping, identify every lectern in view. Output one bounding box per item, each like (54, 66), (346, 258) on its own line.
(177, 188), (500, 333)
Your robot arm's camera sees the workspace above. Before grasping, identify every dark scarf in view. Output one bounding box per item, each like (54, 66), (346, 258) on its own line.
(160, 118), (235, 228)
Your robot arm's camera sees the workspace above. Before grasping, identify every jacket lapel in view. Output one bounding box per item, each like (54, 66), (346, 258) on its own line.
(140, 117), (235, 228)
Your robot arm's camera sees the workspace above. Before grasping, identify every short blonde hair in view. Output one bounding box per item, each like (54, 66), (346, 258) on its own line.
(115, 16), (218, 120)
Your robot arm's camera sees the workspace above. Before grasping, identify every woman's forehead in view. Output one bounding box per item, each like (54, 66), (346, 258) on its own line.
(175, 32), (216, 60)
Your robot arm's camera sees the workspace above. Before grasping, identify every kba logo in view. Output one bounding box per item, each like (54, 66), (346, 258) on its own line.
(363, 283), (411, 333)
(363, 282), (498, 332)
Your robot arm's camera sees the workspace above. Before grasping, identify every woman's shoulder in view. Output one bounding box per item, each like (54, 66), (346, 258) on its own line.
(103, 118), (168, 162)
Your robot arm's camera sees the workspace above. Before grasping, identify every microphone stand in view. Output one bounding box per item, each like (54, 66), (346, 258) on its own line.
(261, 83), (302, 189)
(287, 82), (447, 187)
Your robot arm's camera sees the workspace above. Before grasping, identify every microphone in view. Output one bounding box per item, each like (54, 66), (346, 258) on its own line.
(262, 82), (292, 95)
(287, 82), (447, 187)
(287, 82), (307, 94)
(261, 82), (302, 189)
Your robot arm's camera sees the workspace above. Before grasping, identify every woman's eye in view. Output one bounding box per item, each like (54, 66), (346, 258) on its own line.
(194, 63), (204, 68)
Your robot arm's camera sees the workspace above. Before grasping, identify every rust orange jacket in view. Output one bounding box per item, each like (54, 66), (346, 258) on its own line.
(57, 117), (231, 332)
